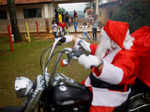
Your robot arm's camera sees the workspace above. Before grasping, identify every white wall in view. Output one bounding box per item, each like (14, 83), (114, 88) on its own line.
(0, 3), (56, 33)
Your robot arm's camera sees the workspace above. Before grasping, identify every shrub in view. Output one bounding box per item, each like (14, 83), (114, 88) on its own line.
(111, 0), (150, 33)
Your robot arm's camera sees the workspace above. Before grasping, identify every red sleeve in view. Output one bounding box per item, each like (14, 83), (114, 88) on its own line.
(113, 50), (139, 85)
(90, 44), (102, 77)
(90, 44), (98, 55)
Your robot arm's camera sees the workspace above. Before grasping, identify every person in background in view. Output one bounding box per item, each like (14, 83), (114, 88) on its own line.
(81, 22), (91, 41)
(65, 25), (70, 35)
(58, 21), (66, 32)
(62, 12), (65, 23)
(68, 17), (72, 27)
(92, 15), (99, 41)
(74, 19), (78, 32)
(51, 20), (58, 38)
(55, 8), (58, 24)
(74, 10), (78, 20)
(58, 13), (62, 24)
(58, 21), (66, 37)
(65, 12), (69, 26)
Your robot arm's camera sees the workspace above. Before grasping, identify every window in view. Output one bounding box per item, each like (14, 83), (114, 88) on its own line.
(24, 8), (42, 18)
(0, 10), (7, 20)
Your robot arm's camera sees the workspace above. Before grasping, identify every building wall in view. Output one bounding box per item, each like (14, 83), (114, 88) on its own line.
(98, 8), (108, 25)
(98, 3), (120, 25)
(0, 3), (55, 33)
(0, 7), (9, 33)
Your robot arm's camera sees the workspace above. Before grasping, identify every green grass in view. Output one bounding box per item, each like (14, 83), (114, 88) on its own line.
(0, 37), (90, 107)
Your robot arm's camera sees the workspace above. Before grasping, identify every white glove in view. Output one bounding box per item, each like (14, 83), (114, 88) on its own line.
(78, 54), (102, 69)
(74, 39), (91, 53)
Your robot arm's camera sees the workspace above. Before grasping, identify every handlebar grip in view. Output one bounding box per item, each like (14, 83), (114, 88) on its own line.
(59, 37), (66, 43)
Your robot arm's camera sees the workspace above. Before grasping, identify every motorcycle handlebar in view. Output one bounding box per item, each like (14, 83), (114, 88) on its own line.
(41, 36), (87, 86)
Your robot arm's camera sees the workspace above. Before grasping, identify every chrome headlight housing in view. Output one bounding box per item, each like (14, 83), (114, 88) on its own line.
(15, 76), (33, 97)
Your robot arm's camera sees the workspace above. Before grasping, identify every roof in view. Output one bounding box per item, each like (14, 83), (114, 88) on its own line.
(0, 0), (92, 5)
(0, 0), (52, 5)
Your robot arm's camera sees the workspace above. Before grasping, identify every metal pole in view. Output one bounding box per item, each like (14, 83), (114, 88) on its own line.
(96, 0), (99, 15)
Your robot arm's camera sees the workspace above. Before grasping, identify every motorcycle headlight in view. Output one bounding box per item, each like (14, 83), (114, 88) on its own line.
(15, 76), (33, 98)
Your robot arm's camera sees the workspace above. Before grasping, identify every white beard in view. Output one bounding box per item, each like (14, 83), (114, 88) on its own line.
(95, 38), (120, 59)
(95, 39), (110, 59)
(96, 28), (120, 59)
(95, 28), (111, 59)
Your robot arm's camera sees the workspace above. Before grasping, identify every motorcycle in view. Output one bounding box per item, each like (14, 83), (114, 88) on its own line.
(1, 37), (150, 112)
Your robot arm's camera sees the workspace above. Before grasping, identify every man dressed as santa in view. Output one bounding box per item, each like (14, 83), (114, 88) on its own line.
(62, 20), (139, 112)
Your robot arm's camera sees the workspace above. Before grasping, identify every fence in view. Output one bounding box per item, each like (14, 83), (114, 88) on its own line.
(0, 17), (98, 34)
(0, 18), (53, 33)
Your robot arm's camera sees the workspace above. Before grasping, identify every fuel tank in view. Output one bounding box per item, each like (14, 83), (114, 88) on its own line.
(52, 82), (92, 106)
(51, 73), (92, 106)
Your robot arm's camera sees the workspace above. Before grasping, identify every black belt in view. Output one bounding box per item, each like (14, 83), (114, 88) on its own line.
(89, 73), (129, 91)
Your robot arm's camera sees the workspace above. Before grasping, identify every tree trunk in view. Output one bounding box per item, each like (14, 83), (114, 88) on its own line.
(7, 0), (22, 42)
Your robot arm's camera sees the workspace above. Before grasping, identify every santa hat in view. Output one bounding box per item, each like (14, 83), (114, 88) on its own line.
(103, 20), (130, 49)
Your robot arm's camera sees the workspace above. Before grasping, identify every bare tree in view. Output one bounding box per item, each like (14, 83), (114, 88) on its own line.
(7, 0), (22, 42)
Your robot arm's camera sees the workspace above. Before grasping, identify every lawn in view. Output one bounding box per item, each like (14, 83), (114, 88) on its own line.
(0, 37), (90, 107)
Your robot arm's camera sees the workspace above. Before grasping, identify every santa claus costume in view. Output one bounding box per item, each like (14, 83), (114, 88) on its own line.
(77, 20), (139, 112)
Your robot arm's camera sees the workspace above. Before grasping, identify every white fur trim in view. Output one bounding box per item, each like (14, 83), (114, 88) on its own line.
(84, 76), (92, 87)
(96, 28), (111, 59)
(123, 30), (134, 50)
(92, 87), (131, 107)
(103, 47), (121, 63)
(93, 60), (123, 84)
(64, 35), (73, 43)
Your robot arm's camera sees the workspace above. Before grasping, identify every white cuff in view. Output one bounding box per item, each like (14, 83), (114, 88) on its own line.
(93, 60), (123, 84)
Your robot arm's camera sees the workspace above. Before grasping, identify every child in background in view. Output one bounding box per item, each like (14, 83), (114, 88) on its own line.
(81, 22), (91, 41)
(65, 25), (70, 35)
(92, 15), (99, 41)
(74, 19), (78, 32)
(52, 20), (58, 38)
(58, 21), (66, 33)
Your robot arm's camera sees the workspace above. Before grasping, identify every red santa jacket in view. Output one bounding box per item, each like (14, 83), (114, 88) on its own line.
(89, 44), (139, 86)
(82, 44), (139, 112)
